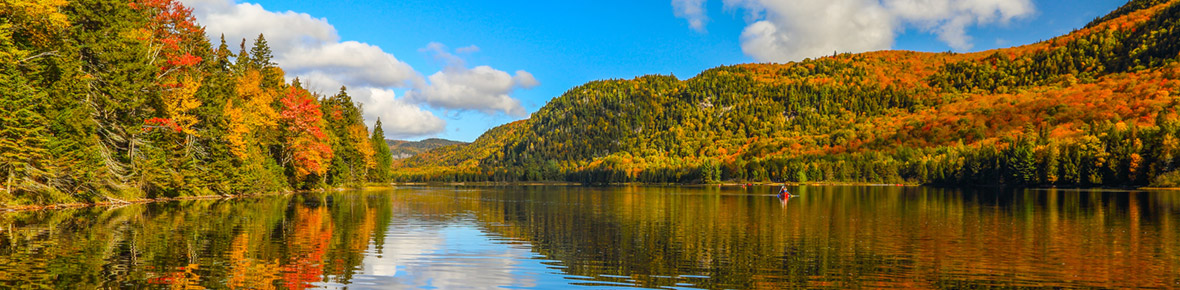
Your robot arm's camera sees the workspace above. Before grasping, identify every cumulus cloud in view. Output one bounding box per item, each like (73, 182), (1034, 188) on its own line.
(283, 41), (419, 88)
(676, 0), (1035, 62)
(180, 0), (536, 138)
(183, 0), (422, 87)
(673, 0), (710, 32)
(357, 88), (447, 137)
(405, 43), (536, 117)
(884, 0), (1035, 51)
(737, 0), (894, 62)
(188, 1), (337, 53)
(513, 70), (540, 89)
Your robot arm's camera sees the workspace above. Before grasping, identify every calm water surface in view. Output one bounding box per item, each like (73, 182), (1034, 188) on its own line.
(0, 186), (1177, 289)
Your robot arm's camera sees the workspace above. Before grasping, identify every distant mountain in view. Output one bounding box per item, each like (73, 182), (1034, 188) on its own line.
(387, 138), (468, 159)
(394, 0), (1180, 187)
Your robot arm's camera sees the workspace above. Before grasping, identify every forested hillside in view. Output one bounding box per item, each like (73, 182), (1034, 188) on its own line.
(387, 138), (467, 159)
(0, 0), (393, 205)
(394, 0), (1180, 187)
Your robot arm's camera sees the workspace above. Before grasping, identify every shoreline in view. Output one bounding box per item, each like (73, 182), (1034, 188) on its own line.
(391, 181), (915, 187)
(5, 182), (1175, 212)
(0, 194), (262, 213)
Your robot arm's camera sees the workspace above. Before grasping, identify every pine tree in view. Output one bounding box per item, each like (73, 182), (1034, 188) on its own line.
(370, 119), (393, 182)
(214, 34), (232, 72)
(1005, 137), (1037, 185)
(235, 38), (251, 72)
(250, 34), (274, 69)
(0, 70), (49, 195)
(323, 86), (368, 186)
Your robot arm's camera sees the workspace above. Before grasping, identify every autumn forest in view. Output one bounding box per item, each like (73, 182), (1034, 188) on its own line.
(5, 0), (1180, 207)
(393, 0), (1180, 188)
(0, 0), (393, 206)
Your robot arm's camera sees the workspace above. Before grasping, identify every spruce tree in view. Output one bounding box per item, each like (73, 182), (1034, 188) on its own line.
(370, 119), (393, 182)
(0, 70), (49, 194)
(250, 34), (274, 69)
(1005, 137), (1038, 186)
(214, 34), (233, 72)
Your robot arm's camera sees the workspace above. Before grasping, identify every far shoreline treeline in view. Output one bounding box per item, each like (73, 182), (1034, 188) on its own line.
(1, 0), (393, 206)
(392, 0), (1180, 189)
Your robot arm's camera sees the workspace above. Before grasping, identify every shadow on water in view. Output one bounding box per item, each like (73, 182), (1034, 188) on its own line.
(0, 186), (1177, 289)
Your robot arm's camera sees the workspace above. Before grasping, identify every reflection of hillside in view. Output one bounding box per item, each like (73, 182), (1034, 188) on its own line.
(441, 186), (1180, 289)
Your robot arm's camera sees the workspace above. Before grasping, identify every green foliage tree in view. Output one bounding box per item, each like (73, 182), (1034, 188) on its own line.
(0, 71), (48, 196)
(369, 119), (393, 183)
(1005, 137), (1037, 185)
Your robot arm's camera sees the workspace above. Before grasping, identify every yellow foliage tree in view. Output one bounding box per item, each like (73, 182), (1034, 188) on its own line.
(224, 68), (280, 159)
(162, 74), (203, 134)
(223, 101), (250, 159)
(349, 124), (376, 170)
(0, 0), (70, 55)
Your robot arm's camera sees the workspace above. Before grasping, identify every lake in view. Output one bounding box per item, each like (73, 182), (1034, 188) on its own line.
(0, 185), (1176, 289)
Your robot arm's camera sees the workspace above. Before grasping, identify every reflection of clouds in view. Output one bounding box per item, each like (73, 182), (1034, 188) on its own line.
(341, 220), (540, 289)
(360, 222), (444, 277)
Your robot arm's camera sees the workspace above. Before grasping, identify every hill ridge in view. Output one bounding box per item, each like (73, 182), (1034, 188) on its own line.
(394, 0), (1180, 187)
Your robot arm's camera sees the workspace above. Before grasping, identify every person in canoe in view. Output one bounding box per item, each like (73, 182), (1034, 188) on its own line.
(778, 185), (790, 199)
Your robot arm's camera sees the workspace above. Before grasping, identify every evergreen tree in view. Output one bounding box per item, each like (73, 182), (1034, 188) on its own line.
(370, 119), (393, 183)
(1005, 137), (1037, 186)
(323, 87), (368, 186)
(214, 34), (232, 72)
(249, 34), (274, 69)
(0, 71), (49, 195)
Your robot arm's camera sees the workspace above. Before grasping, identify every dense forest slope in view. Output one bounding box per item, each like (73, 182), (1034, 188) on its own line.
(387, 138), (467, 159)
(0, 0), (393, 206)
(394, 0), (1180, 187)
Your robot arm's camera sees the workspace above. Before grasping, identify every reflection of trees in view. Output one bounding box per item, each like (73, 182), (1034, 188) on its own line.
(0, 190), (393, 288)
(0, 187), (1176, 288)
(282, 206), (333, 290)
(438, 186), (1180, 289)
(228, 234), (279, 290)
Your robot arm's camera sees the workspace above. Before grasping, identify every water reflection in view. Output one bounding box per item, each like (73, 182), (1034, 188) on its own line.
(0, 186), (1176, 289)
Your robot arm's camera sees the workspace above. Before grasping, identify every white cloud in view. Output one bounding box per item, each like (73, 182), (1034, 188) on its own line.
(406, 67), (530, 117)
(191, 1), (338, 51)
(672, 0), (710, 32)
(183, 0), (421, 88)
(283, 41), (419, 88)
(455, 45), (481, 54)
(180, 0), (533, 138)
(513, 70), (540, 89)
(677, 0), (1035, 62)
(884, 0), (1034, 51)
(738, 0), (894, 62)
(405, 43), (536, 117)
(420, 42), (467, 67)
(357, 88), (447, 138)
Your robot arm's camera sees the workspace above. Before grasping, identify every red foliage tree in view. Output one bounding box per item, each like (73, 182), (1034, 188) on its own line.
(280, 86), (334, 181)
(132, 0), (207, 134)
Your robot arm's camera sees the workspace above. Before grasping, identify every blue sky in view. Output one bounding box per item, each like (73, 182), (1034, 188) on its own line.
(182, 0), (1126, 142)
